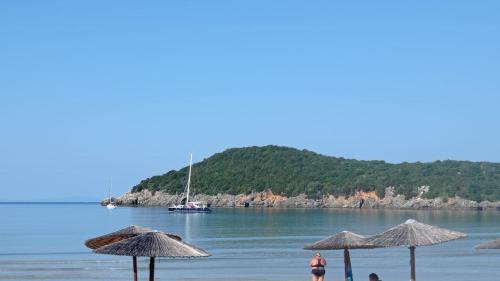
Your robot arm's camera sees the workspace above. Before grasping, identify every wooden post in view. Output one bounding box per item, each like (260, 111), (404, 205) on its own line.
(132, 256), (138, 281)
(344, 247), (353, 281)
(149, 257), (155, 281)
(344, 247), (348, 281)
(409, 246), (416, 281)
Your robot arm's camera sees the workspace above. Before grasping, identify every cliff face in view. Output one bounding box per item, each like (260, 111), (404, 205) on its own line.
(104, 187), (500, 210)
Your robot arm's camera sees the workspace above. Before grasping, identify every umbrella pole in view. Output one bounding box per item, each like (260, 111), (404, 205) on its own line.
(344, 247), (353, 281)
(149, 257), (155, 281)
(409, 246), (416, 281)
(132, 256), (138, 281)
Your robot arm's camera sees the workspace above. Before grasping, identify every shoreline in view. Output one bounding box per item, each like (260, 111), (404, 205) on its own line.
(103, 205), (500, 212)
(0, 201), (99, 204)
(105, 188), (500, 211)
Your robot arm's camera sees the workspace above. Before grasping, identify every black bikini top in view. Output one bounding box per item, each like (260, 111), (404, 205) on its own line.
(314, 259), (324, 267)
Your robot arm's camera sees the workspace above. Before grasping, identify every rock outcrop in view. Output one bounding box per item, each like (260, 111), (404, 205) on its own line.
(103, 187), (500, 210)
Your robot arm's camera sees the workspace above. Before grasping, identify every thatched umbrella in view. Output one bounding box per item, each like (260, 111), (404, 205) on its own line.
(475, 238), (500, 249)
(304, 231), (377, 281)
(366, 219), (467, 281)
(94, 231), (210, 281)
(85, 225), (181, 281)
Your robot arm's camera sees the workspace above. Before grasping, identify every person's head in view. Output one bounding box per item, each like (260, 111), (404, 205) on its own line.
(314, 252), (321, 258)
(369, 273), (380, 281)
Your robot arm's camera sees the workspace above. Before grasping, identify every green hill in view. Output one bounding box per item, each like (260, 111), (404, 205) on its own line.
(132, 145), (500, 202)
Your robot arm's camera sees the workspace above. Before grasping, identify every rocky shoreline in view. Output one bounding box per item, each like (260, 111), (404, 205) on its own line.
(104, 187), (500, 210)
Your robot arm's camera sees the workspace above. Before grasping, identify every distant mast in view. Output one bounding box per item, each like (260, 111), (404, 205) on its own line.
(109, 177), (113, 203)
(185, 153), (193, 205)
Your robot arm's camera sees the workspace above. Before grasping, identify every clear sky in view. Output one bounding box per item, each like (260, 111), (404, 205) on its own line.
(1, 1), (499, 201)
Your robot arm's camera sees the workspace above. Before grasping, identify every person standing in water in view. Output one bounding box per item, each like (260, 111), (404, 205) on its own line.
(309, 252), (327, 281)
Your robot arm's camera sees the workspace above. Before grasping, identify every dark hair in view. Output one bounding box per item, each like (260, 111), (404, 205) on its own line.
(369, 273), (380, 280)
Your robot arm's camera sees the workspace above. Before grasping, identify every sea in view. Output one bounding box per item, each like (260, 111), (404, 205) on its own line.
(0, 203), (499, 281)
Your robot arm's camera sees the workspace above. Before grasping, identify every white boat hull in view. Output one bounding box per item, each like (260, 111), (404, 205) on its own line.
(106, 204), (116, 209)
(168, 206), (211, 213)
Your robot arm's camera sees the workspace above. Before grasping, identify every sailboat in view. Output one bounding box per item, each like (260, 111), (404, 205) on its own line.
(168, 154), (211, 213)
(106, 178), (116, 209)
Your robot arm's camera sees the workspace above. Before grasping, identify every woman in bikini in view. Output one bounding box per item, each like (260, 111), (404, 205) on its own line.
(309, 252), (327, 281)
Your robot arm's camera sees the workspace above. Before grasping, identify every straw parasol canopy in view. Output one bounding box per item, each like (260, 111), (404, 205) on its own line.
(94, 231), (209, 257)
(366, 219), (466, 247)
(366, 219), (467, 281)
(85, 225), (182, 281)
(304, 231), (376, 250)
(475, 238), (500, 249)
(94, 231), (210, 281)
(304, 231), (378, 281)
(85, 225), (181, 249)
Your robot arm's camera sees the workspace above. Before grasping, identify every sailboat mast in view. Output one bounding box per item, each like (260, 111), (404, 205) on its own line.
(186, 154), (193, 204)
(109, 177), (113, 202)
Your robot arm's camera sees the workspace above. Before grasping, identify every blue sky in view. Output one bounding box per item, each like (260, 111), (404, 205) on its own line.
(1, 1), (499, 201)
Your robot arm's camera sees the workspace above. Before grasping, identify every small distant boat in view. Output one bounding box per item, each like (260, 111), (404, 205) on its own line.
(106, 179), (116, 209)
(168, 154), (211, 213)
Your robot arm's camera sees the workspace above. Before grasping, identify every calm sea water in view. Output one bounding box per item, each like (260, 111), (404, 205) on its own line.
(0, 203), (499, 281)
